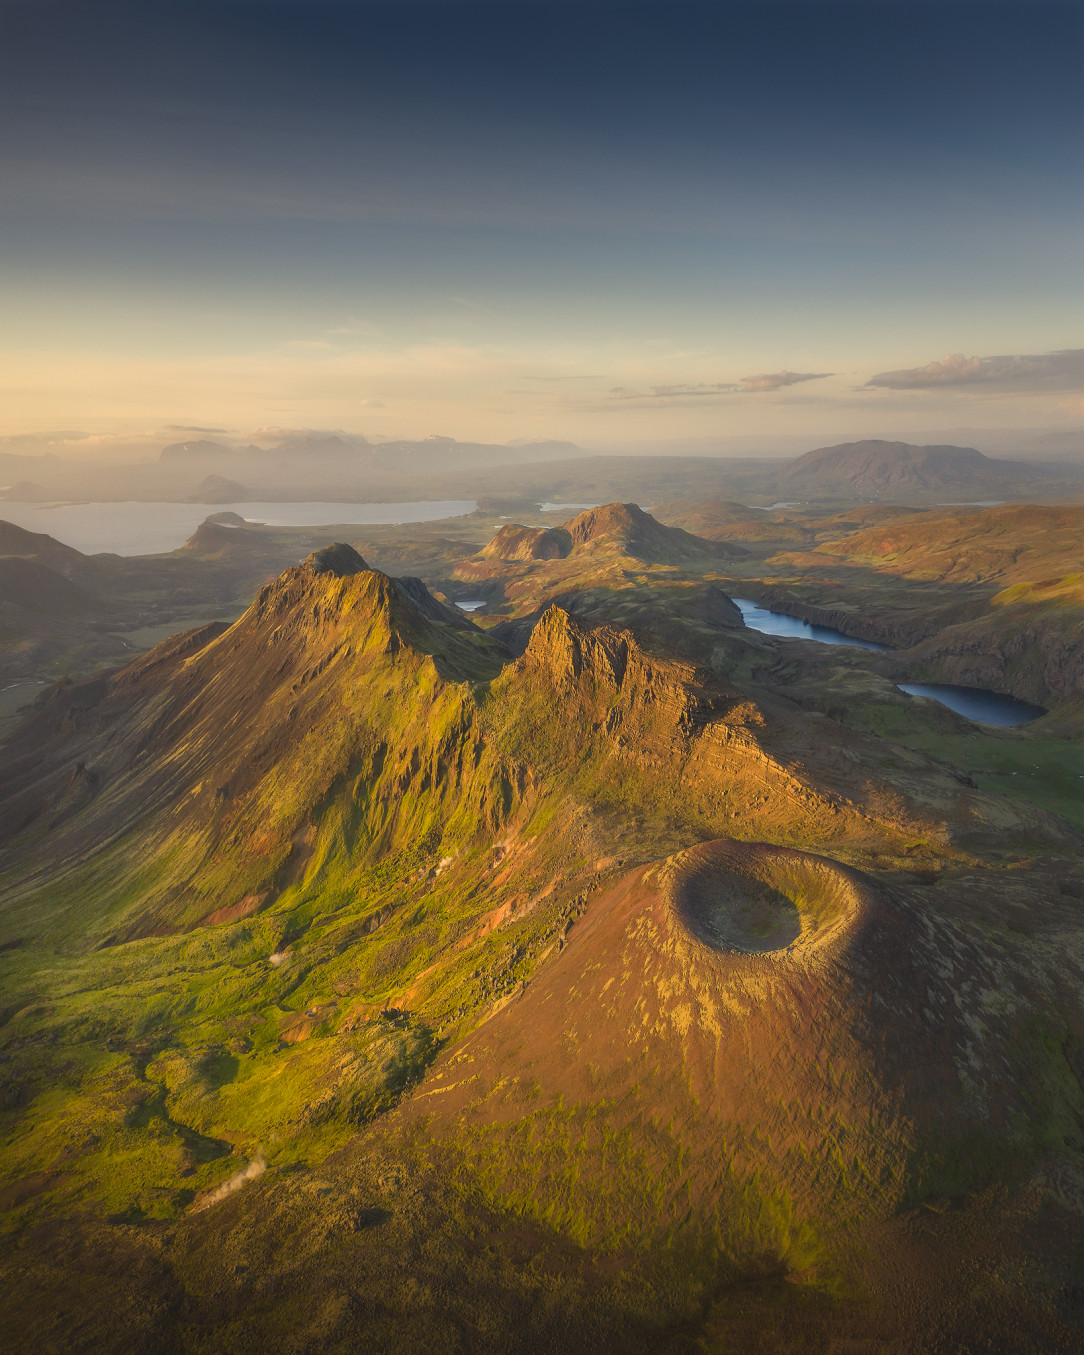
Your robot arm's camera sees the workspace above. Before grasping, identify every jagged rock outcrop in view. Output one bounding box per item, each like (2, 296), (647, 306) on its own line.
(468, 503), (735, 573)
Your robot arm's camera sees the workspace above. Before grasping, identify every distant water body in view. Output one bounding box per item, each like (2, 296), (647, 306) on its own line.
(0, 500), (478, 557)
(897, 683), (1044, 727)
(733, 598), (889, 651)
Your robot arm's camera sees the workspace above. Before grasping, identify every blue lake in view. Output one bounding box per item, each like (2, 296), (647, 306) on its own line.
(733, 598), (889, 651)
(734, 597), (1044, 725)
(897, 683), (1044, 727)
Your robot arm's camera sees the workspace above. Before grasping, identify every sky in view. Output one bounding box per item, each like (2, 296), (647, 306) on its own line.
(1, 0), (1082, 449)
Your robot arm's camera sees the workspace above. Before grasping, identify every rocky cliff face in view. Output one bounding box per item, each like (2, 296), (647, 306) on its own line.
(903, 605), (1084, 706)
(494, 606), (1021, 857)
(747, 587), (1084, 708)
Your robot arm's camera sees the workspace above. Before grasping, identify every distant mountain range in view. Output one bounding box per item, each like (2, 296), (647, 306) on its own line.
(432, 439), (1082, 507)
(1, 435), (1081, 507)
(158, 435), (584, 478)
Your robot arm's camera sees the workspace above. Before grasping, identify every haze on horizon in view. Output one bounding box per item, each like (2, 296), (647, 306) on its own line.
(1, 0), (1081, 448)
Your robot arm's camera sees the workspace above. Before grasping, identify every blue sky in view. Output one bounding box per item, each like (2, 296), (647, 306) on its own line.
(1, 0), (1081, 445)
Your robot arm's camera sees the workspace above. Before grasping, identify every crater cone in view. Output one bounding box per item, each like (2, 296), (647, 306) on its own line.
(667, 839), (869, 960)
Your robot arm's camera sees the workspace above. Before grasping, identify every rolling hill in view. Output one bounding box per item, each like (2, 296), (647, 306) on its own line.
(779, 439), (1061, 500)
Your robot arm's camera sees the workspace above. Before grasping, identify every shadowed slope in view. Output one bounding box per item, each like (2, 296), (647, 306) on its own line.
(0, 557), (101, 619)
(0, 519), (91, 577)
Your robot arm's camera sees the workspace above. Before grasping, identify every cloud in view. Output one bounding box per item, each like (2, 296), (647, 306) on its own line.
(249, 426), (348, 445)
(740, 369), (832, 391)
(867, 349), (1084, 392)
(521, 374), (604, 382)
(610, 382), (740, 401)
(609, 371), (831, 401)
(167, 423), (229, 433)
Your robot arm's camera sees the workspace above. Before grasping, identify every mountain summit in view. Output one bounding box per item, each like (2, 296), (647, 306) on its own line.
(562, 501), (730, 562)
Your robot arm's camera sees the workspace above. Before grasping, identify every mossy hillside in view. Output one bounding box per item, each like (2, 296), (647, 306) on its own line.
(0, 591), (966, 1232)
(821, 504), (1084, 586)
(0, 580), (976, 956)
(0, 827), (600, 1230)
(417, 1101), (826, 1280)
(0, 565), (519, 939)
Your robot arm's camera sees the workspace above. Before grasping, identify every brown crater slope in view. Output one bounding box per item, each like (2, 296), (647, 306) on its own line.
(405, 838), (1079, 1285)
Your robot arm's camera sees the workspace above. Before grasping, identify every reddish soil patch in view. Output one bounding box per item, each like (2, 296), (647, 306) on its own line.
(199, 893), (267, 927)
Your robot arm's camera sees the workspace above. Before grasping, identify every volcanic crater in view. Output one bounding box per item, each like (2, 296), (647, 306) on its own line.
(666, 839), (870, 960)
